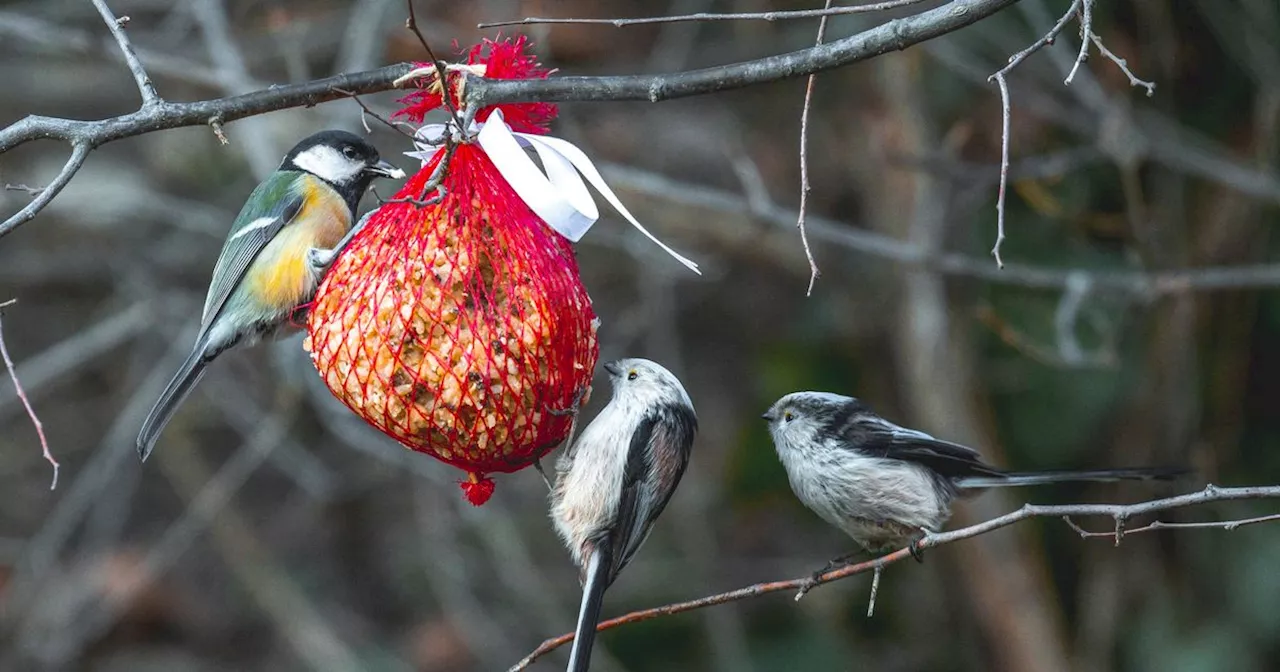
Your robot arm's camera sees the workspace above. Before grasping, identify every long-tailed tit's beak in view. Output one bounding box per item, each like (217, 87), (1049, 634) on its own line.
(367, 159), (406, 179)
(760, 410), (775, 421)
(602, 361), (621, 376)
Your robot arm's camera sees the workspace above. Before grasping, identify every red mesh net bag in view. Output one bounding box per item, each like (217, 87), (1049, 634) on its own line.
(304, 37), (598, 505)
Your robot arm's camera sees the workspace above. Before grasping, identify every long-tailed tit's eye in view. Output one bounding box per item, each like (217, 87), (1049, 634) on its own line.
(783, 411), (794, 422)
(627, 370), (638, 381)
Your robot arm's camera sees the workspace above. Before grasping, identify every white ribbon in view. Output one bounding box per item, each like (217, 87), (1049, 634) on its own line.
(406, 110), (700, 274)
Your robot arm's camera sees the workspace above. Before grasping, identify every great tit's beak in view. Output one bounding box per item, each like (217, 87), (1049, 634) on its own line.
(368, 159), (405, 179)
(602, 361), (622, 377)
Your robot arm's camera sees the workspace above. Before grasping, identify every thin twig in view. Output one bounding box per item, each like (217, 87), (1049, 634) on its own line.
(208, 116), (229, 145)
(1065, 512), (1280, 538)
(989, 0), (1083, 81)
(405, 0), (461, 121)
(796, 0), (833, 296)
(1064, 0), (1094, 86)
(866, 564), (882, 618)
(981, 0), (1082, 269)
(508, 484), (1280, 670)
(1, 143), (89, 246)
(332, 87), (417, 140)
(0, 299), (58, 489)
(478, 0), (931, 28)
(991, 72), (1011, 267)
(1088, 32), (1156, 96)
(90, 0), (162, 107)
(3, 184), (43, 196)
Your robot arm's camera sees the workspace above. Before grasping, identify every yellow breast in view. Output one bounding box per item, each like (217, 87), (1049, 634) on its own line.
(245, 176), (351, 310)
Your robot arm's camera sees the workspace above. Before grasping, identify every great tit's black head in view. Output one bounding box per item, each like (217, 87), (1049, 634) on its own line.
(281, 130), (405, 188)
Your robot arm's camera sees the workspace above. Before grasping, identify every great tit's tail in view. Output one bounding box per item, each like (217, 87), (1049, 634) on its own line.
(956, 467), (1186, 490)
(136, 345), (209, 462)
(567, 544), (613, 672)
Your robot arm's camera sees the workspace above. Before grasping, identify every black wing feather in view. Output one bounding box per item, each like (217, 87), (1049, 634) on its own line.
(837, 414), (1003, 480)
(606, 405), (696, 582)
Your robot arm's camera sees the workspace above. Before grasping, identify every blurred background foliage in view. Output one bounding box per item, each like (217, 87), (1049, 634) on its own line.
(1, 0), (1279, 670)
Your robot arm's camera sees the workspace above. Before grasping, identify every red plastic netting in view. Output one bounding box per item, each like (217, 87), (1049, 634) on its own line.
(303, 37), (599, 505)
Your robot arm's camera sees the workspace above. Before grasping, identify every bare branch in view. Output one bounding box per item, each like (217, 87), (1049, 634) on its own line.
(981, 0), (1157, 266)
(509, 484), (1280, 670)
(0, 300), (58, 489)
(990, 0), (1083, 80)
(1064, 0), (1094, 86)
(465, 0), (1023, 107)
(1066, 513), (1280, 537)
(0, 64), (412, 237)
(0, 64), (413, 157)
(991, 72), (1011, 267)
(1, 0), (1023, 238)
(796, 0), (834, 296)
(478, 0), (931, 28)
(90, 0), (162, 107)
(1, 144), (90, 239)
(1089, 32), (1156, 96)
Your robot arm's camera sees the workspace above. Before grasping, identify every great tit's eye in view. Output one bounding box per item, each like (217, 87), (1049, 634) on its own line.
(783, 411), (794, 423)
(342, 146), (358, 160)
(627, 370), (638, 381)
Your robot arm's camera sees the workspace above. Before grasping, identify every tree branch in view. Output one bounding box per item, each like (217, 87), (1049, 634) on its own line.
(1, 144), (90, 237)
(509, 484), (1280, 670)
(89, 0), (161, 107)
(0, 0), (1023, 239)
(478, 0), (931, 28)
(0, 63), (413, 238)
(0, 64), (413, 155)
(465, 0), (1023, 106)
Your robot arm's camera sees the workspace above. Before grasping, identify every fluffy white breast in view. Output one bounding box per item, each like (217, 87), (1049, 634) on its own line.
(550, 404), (636, 567)
(776, 441), (950, 540)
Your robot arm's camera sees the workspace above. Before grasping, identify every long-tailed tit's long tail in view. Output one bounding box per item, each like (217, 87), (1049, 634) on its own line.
(956, 467), (1184, 490)
(567, 544), (612, 672)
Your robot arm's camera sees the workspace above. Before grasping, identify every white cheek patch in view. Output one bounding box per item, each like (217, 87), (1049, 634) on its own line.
(292, 145), (363, 184)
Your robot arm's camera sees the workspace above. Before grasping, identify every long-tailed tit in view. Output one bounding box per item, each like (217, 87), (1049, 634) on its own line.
(763, 391), (1181, 560)
(550, 358), (697, 672)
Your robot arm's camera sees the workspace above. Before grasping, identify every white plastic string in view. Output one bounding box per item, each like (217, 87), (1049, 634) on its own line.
(407, 111), (701, 274)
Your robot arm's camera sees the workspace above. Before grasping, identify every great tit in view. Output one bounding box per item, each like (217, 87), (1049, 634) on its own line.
(136, 130), (405, 461)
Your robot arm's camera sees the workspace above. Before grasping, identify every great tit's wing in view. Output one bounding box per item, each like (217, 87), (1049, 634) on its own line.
(607, 404), (697, 582)
(200, 171), (307, 330)
(834, 413), (1003, 480)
